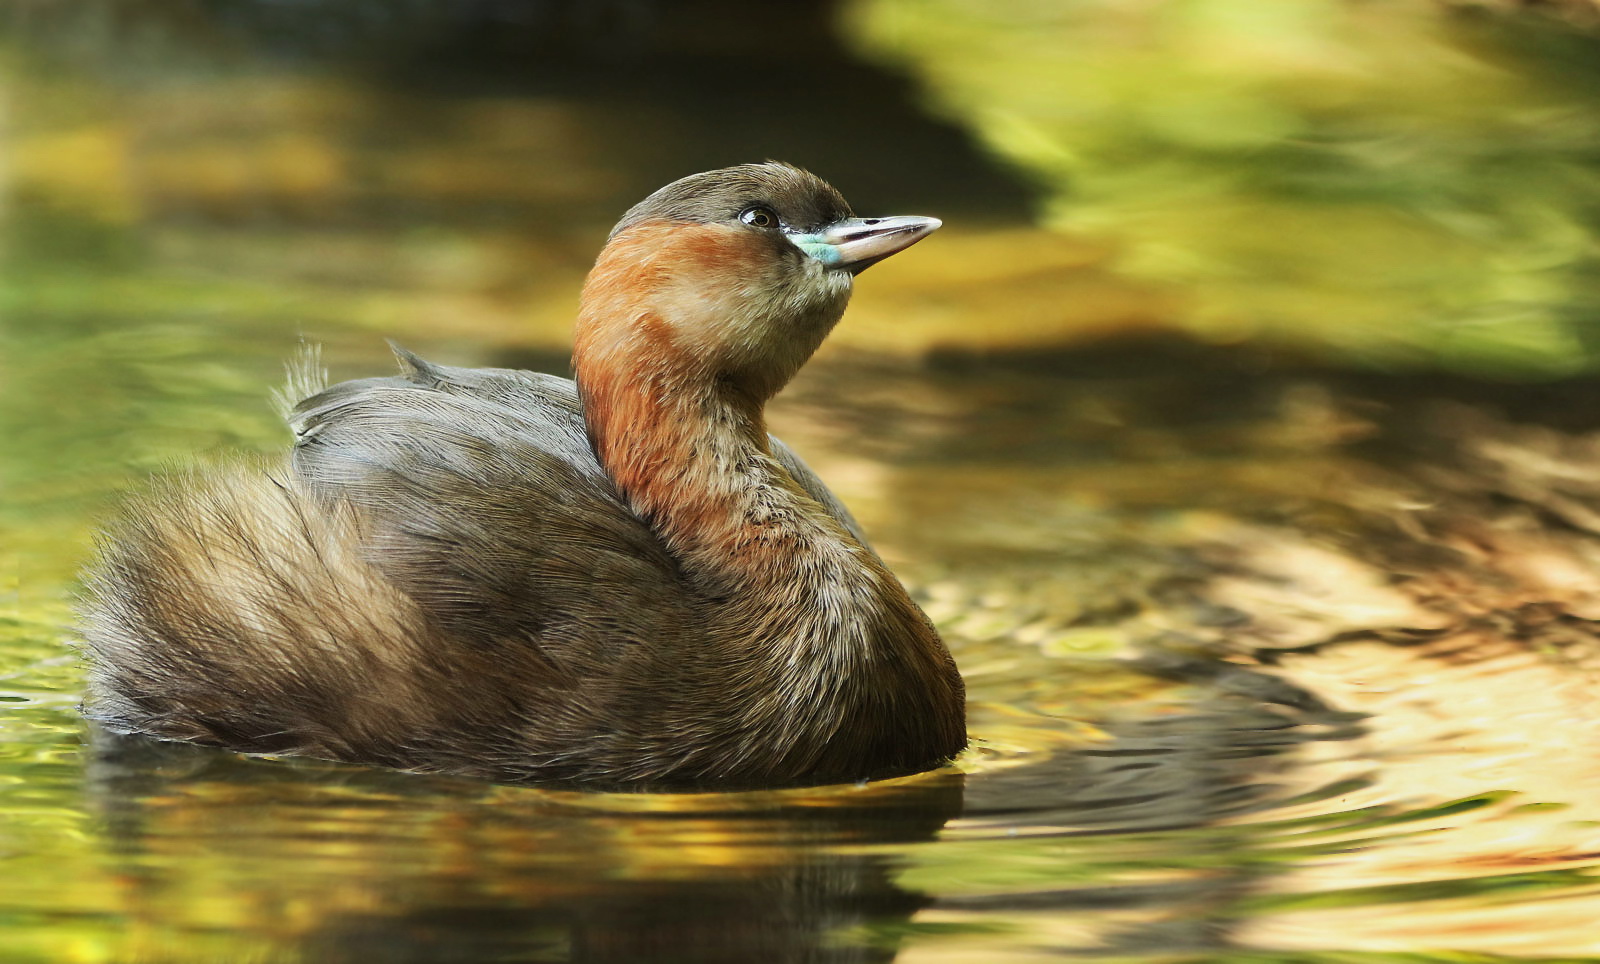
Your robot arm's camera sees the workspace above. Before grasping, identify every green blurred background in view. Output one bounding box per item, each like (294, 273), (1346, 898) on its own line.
(4, 0), (1600, 604)
(7, 0), (1600, 365)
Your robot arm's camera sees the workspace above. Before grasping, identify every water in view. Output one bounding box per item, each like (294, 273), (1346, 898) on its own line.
(4, 2), (1600, 961)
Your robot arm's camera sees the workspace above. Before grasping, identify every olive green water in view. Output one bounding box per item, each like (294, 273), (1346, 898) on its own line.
(5, 2), (1600, 961)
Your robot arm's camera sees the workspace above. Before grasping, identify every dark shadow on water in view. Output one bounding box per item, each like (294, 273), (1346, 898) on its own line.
(951, 667), (1368, 960)
(922, 333), (1600, 435)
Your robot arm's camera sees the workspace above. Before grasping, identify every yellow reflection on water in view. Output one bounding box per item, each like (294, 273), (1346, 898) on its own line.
(1242, 633), (1600, 955)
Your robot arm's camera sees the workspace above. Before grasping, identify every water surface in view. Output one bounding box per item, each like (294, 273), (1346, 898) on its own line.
(4, 2), (1600, 961)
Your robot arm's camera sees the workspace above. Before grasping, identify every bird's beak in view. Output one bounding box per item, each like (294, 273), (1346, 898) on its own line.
(792, 216), (943, 275)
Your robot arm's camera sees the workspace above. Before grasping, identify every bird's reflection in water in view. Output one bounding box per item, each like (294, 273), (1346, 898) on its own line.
(83, 665), (1362, 964)
(85, 729), (965, 964)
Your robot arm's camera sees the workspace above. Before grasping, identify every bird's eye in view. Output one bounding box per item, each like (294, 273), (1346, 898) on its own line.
(739, 206), (779, 229)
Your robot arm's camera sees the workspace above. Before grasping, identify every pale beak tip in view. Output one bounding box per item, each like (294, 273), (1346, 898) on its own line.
(822, 214), (945, 274)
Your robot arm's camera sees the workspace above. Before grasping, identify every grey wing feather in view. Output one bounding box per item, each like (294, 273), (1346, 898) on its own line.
(79, 344), (884, 781)
(288, 347), (687, 666)
(289, 347), (876, 648)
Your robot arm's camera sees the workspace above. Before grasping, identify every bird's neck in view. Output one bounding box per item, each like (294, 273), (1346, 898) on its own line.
(571, 227), (849, 586)
(579, 355), (966, 779)
(571, 240), (966, 779)
(578, 361), (834, 586)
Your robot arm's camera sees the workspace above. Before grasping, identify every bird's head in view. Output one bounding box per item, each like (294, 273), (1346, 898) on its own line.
(574, 162), (939, 404)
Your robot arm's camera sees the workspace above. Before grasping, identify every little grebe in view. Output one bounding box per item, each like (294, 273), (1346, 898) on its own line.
(81, 162), (967, 789)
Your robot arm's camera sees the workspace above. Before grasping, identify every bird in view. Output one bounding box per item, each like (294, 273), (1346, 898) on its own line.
(79, 162), (967, 790)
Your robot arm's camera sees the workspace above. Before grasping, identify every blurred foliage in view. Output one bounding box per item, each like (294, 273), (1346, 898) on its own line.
(848, 0), (1600, 375)
(12, 1), (1600, 375)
